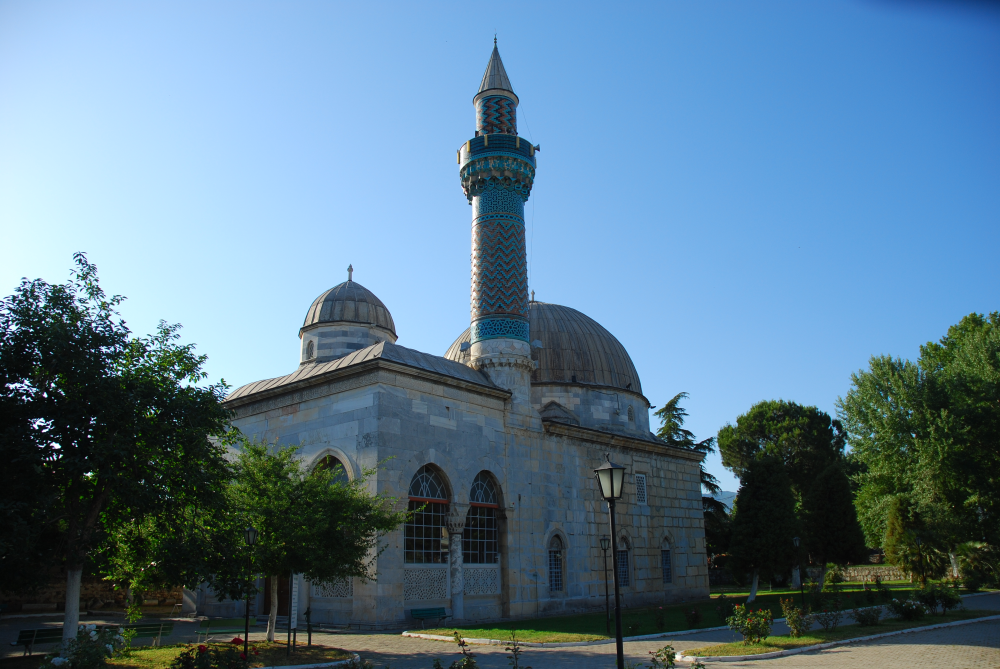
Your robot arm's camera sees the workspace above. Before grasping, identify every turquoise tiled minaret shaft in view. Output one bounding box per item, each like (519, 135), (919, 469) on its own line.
(459, 42), (536, 346)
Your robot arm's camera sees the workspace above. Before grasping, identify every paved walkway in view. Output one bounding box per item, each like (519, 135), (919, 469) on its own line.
(2, 593), (997, 668)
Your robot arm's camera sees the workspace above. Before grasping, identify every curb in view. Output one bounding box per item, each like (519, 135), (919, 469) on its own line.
(256, 654), (361, 669)
(676, 614), (1000, 663)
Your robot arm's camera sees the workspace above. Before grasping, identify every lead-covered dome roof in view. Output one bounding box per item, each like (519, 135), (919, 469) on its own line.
(302, 280), (396, 336)
(445, 301), (642, 394)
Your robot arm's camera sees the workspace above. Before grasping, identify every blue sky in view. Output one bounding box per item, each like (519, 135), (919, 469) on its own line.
(2, 1), (998, 492)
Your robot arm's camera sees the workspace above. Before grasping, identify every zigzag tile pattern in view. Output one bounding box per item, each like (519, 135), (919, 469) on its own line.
(470, 187), (528, 334)
(476, 95), (517, 136)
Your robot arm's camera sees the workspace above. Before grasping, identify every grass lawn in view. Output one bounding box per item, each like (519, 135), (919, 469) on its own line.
(0, 642), (352, 669)
(683, 609), (998, 657)
(418, 586), (922, 643)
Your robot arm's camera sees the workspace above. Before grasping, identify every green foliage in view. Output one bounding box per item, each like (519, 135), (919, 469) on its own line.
(727, 456), (799, 580)
(503, 630), (531, 669)
(915, 585), (962, 615)
(717, 400), (845, 496)
(168, 642), (248, 669)
(683, 607), (703, 628)
(779, 598), (807, 637)
(42, 625), (125, 669)
(801, 463), (868, 568)
(954, 541), (1000, 590)
(838, 312), (1000, 551)
(725, 605), (773, 645)
(0, 254), (231, 623)
(646, 644), (677, 668)
(851, 604), (882, 626)
(887, 597), (928, 621)
(883, 497), (948, 584)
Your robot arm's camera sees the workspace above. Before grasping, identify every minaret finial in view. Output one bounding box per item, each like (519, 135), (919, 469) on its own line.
(347, 264), (353, 281)
(531, 290), (535, 302)
(494, 34), (497, 46)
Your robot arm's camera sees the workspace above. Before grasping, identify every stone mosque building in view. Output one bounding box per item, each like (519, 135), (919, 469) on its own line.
(222, 44), (709, 628)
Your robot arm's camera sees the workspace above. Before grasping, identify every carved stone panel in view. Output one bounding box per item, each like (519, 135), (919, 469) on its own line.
(403, 567), (448, 601)
(311, 579), (352, 598)
(463, 567), (500, 596)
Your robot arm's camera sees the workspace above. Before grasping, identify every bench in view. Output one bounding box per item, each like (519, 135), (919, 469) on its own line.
(197, 618), (248, 642)
(10, 628), (63, 656)
(409, 607), (450, 628)
(108, 622), (174, 646)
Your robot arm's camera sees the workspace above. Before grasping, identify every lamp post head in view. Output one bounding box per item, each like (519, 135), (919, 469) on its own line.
(245, 526), (258, 547)
(600, 536), (611, 552)
(793, 536), (800, 548)
(594, 454), (626, 501)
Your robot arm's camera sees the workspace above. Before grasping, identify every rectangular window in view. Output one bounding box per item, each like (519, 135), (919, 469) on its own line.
(404, 501), (449, 563)
(548, 550), (563, 591)
(635, 474), (648, 505)
(661, 549), (672, 584)
(463, 506), (499, 564)
(616, 549), (630, 587)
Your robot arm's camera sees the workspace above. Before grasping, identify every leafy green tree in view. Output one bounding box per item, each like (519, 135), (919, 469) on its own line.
(0, 254), (231, 641)
(801, 462), (868, 584)
(655, 392), (724, 508)
(717, 400), (845, 498)
(226, 437), (407, 640)
(883, 496), (948, 586)
(838, 312), (1000, 553)
(727, 456), (798, 602)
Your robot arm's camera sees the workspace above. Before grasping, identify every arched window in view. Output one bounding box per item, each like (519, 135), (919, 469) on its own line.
(314, 454), (349, 484)
(661, 539), (673, 584)
(627, 405), (634, 422)
(548, 535), (564, 592)
(464, 473), (499, 564)
(305, 340), (315, 359)
(405, 466), (449, 564)
(617, 537), (631, 587)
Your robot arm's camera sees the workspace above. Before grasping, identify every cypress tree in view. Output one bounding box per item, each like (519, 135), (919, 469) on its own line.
(802, 462), (869, 585)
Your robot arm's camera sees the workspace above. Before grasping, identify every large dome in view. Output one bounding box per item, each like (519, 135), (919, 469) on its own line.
(444, 301), (642, 394)
(302, 280), (396, 337)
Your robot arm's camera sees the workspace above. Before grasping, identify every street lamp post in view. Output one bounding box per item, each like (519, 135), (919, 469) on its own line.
(244, 526), (258, 659)
(792, 537), (804, 609)
(600, 536), (611, 636)
(595, 455), (626, 669)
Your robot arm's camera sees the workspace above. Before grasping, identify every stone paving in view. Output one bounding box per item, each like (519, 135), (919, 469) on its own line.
(1, 593), (997, 668)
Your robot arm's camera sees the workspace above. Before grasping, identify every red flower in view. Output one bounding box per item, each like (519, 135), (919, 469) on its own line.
(240, 653), (247, 660)
(231, 638), (244, 645)
(198, 645), (208, 654)
(253, 650), (259, 656)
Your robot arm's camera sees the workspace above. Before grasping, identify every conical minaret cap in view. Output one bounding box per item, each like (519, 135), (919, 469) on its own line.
(476, 41), (517, 103)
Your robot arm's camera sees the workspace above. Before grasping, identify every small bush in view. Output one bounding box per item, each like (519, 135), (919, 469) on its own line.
(888, 598), (928, 621)
(42, 625), (125, 669)
(647, 645), (676, 668)
(852, 606), (882, 626)
(779, 598), (808, 638)
(653, 607), (666, 631)
(813, 608), (843, 632)
(714, 594), (735, 621)
(683, 608), (703, 628)
(726, 604), (773, 645)
(169, 642), (250, 669)
(962, 574), (982, 592)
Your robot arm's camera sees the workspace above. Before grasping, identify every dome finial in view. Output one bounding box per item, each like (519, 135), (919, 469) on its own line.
(347, 264), (353, 281)
(531, 289), (535, 302)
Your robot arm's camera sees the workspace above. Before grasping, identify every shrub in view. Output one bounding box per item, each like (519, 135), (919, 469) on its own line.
(962, 574), (982, 592)
(726, 605), (773, 645)
(852, 606), (882, 626)
(647, 645), (676, 668)
(888, 598), (928, 621)
(168, 643), (250, 669)
(653, 606), (666, 631)
(714, 594), (735, 621)
(813, 607), (843, 632)
(42, 625), (125, 669)
(683, 608), (703, 628)
(779, 598), (808, 638)
(824, 566), (844, 587)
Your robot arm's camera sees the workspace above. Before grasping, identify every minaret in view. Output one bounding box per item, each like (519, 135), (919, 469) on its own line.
(459, 41), (537, 411)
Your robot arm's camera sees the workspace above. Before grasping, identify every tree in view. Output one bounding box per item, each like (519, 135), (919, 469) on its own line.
(226, 438), (407, 641)
(717, 400), (845, 499)
(0, 254), (231, 641)
(800, 462), (868, 584)
(727, 456), (798, 602)
(883, 496), (948, 586)
(654, 392), (724, 512)
(838, 312), (1000, 553)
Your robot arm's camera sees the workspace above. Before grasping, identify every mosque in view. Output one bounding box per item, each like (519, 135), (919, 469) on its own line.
(222, 44), (709, 628)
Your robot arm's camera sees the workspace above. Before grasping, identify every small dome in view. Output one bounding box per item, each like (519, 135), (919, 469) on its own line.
(445, 301), (641, 394)
(302, 280), (396, 337)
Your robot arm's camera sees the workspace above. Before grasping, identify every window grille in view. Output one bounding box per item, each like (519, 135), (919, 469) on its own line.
(305, 340), (315, 359)
(548, 536), (563, 592)
(405, 466), (449, 564)
(627, 406), (634, 422)
(635, 474), (647, 505)
(463, 506), (498, 564)
(469, 472), (498, 505)
(617, 548), (630, 587)
(662, 549), (672, 584)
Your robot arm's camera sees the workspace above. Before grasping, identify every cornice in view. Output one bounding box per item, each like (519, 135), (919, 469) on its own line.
(541, 420), (704, 462)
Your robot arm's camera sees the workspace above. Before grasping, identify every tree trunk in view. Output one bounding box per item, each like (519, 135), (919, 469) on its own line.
(266, 577), (278, 642)
(747, 570), (759, 603)
(63, 567), (83, 645)
(791, 566), (801, 588)
(818, 564), (828, 591)
(949, 552), (959, 579)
